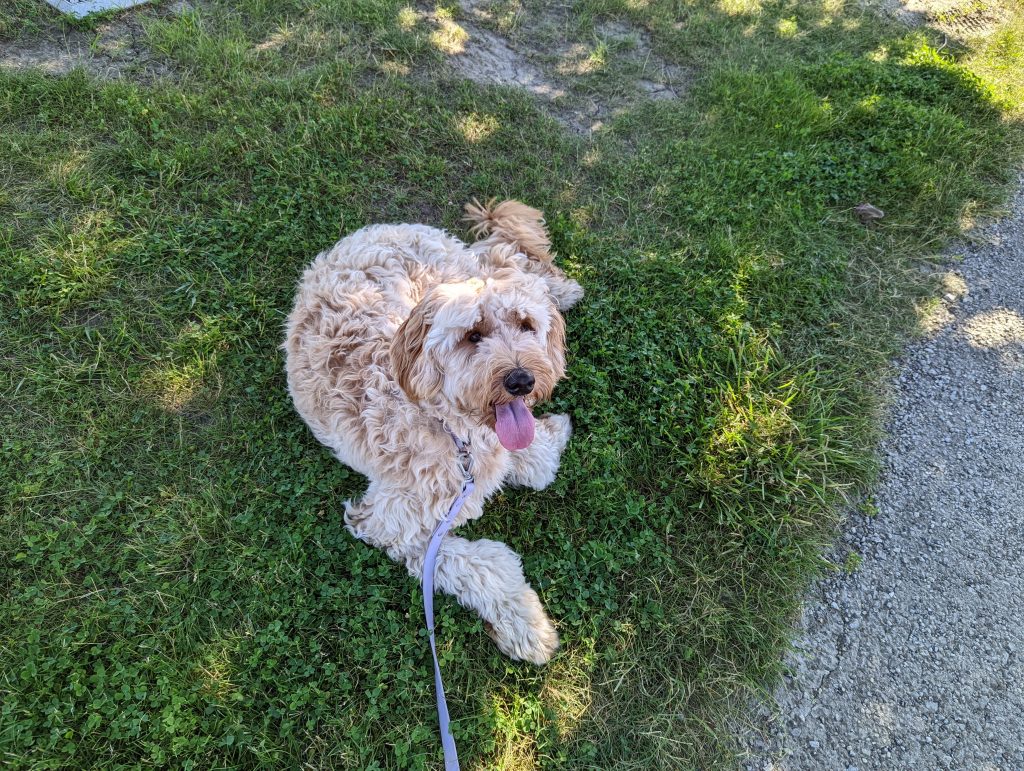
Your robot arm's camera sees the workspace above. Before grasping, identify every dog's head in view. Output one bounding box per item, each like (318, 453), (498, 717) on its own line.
(390, 269), (566, 450)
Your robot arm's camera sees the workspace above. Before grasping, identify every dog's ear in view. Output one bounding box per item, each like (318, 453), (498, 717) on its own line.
(391, 294), (442, 401)
(545, 306), (566, 380)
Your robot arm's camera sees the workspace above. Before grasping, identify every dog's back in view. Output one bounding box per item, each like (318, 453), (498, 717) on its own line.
(282, 223), (476, 470)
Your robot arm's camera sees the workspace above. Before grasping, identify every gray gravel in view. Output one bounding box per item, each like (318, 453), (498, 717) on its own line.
(747, 172), (1024, 769)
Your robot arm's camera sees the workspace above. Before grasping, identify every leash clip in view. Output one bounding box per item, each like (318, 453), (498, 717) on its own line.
(441, 420), (474, 483)
(455, 443), (473, 483)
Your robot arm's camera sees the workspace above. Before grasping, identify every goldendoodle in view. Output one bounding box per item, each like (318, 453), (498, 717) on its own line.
(284, 200), (582, 664)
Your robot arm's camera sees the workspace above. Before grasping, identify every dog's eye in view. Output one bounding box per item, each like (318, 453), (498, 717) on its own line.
(520, 319), (534, 333)
(467, 331), (482, 344)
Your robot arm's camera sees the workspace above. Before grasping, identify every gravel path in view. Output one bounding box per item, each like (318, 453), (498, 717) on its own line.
(748, 172), (1024, 769)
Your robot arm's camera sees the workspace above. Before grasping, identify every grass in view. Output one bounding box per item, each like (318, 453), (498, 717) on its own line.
(0, 0), (54, 39)
(1, 0), (1022, 768)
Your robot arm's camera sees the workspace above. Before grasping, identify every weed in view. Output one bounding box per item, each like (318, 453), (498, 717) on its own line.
(844, 551), (864, 574)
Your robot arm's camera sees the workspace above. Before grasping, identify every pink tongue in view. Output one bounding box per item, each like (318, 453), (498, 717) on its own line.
(494, 397), (535, 451)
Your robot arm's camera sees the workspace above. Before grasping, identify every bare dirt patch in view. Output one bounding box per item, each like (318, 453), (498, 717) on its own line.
(422, 2), (692, 134)
(448, 22), (566, 99)
(872, 0), (1012, 40)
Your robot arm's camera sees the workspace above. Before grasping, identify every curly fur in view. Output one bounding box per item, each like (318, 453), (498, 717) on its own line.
(465, 198), (585, 311)
(283, 201), (583, 664)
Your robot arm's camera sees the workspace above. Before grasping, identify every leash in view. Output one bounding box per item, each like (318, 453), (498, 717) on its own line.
(422, 422), (475, 771)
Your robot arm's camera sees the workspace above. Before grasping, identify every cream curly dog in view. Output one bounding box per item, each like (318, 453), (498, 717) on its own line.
(284, 200), (583, 664)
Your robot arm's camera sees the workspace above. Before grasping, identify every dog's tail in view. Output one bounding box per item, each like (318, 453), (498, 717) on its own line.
(464, 198), (554, 264)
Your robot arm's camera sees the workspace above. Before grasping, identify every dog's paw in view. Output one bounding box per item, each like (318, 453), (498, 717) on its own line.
(486, 588), (560, 665)
(506, 413), (572, 490)
(541, 413), (572, 451)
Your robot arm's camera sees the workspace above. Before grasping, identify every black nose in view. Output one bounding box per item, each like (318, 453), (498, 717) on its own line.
(503, 368), (535, 396)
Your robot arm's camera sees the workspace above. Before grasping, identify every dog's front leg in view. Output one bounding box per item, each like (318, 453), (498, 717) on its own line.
(506, 413), (572, 490)
(346, 485), (559, 663)
(399, 535), (559, 665)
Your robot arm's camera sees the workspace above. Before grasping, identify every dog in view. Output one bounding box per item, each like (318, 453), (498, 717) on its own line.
(284, 200), (583, 664)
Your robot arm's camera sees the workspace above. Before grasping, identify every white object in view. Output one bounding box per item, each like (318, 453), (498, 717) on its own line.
(42, 0), (150, 18)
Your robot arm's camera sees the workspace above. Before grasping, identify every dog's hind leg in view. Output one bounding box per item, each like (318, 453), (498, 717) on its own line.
(346, 484), (559, 664)
(506, 413), (572, 490)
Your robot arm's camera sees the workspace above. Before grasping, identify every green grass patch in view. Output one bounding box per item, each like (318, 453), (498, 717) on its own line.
(2, 0), (1022, 768)
(0, 0), (56, 39)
